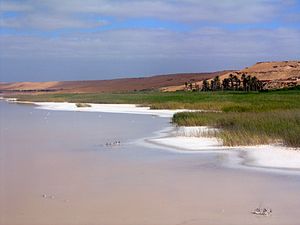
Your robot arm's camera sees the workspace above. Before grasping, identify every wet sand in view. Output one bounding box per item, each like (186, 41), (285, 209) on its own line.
(1, 101), (300, 225)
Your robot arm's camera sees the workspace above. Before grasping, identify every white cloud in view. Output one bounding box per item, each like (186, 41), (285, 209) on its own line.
(0, 13), (107, 30)
(0, 1), (32, 12)
(0, 0), (297, 30)
(1, 27), (299, 59)
(43, 0), (281, 23)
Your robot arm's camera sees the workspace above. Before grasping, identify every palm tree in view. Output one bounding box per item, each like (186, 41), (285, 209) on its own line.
(233, 75), (240, 91)
(214, 76), (221, 90)
(188, 82), (193, 90)
(236, 77), (241, 90)
(210, 79), (216, 91)
(229, 74), (234, 90)
(241, 73), (247, 91)
(202, 79), (209, 91)
(222, 78), (230, 90)
(250, 76), (257, 91)
(246, 75), (251, 91)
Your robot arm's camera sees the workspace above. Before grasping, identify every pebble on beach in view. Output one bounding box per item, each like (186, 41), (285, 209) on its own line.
(42, 194), (55, 200)
(252, 208), (272, 216)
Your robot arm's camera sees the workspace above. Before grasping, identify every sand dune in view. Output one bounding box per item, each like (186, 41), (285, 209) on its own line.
(0, 71), (229, 93)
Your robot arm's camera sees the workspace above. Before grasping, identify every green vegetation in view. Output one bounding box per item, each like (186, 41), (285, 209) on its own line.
(173, 110), (300, 147)
(11, 87), (300, 111)
(11, 86), (300, 147)
(75, 103), (91, 108)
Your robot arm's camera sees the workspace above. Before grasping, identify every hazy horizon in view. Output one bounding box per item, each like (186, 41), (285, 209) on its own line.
(1, 0), (300, 82)
(0, 63), (236, 83)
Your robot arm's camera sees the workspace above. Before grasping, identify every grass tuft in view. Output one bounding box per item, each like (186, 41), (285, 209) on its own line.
(75, 103), (91, 108)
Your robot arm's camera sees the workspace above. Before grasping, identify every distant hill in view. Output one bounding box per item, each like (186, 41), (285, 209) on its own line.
(155, 61), (300, 91)
(213, 61), (300, 90)
(0, 71), (230, 94)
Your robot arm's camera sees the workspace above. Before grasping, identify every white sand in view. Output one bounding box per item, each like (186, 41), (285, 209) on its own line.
(151, 136), (300, 170)
(243, 145), (300, 170)
(147, 126), (223, 151)
(34, 102), (190, 118)
(148, 126), (300, 170)
(3, 97), (17, 102)
(149, 136), (223, 151)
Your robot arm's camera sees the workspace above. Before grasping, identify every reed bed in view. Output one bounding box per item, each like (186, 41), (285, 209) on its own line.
(172, 110), (300, 147)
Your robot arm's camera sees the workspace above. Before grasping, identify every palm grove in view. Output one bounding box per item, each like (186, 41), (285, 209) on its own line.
(185, 74), (264, 92)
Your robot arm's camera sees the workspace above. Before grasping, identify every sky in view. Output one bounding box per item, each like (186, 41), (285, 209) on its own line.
(0, 0), (300, 82)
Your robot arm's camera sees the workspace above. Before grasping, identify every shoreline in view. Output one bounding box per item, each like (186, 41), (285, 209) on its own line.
(147, 126), (300, 172)
(21, 101), (189, 118)
(144, 126), (300, 171)
(2, 98), (300, 171)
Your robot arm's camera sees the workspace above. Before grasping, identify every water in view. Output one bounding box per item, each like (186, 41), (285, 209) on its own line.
(1, 101), (300, 225)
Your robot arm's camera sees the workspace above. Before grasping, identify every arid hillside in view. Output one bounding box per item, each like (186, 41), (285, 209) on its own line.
(216, 61), (300, 89)
(240, 61), (300, 79)
(0, 71), (229, 94)
(158, 61), (300, 92)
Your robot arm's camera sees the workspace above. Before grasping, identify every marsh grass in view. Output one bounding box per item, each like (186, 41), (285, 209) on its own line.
(75, 103), (91, 107)
(11, 87), (300, 112)
(172, 110), (300, 147)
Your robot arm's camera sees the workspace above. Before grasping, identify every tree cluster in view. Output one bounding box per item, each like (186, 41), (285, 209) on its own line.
(202, 73), (263, 92)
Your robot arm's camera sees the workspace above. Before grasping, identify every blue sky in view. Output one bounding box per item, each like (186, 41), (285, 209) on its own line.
(0, 0), (300, 82)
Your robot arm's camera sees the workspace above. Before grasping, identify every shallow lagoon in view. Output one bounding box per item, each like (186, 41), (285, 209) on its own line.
(1, 101), (300, 225)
